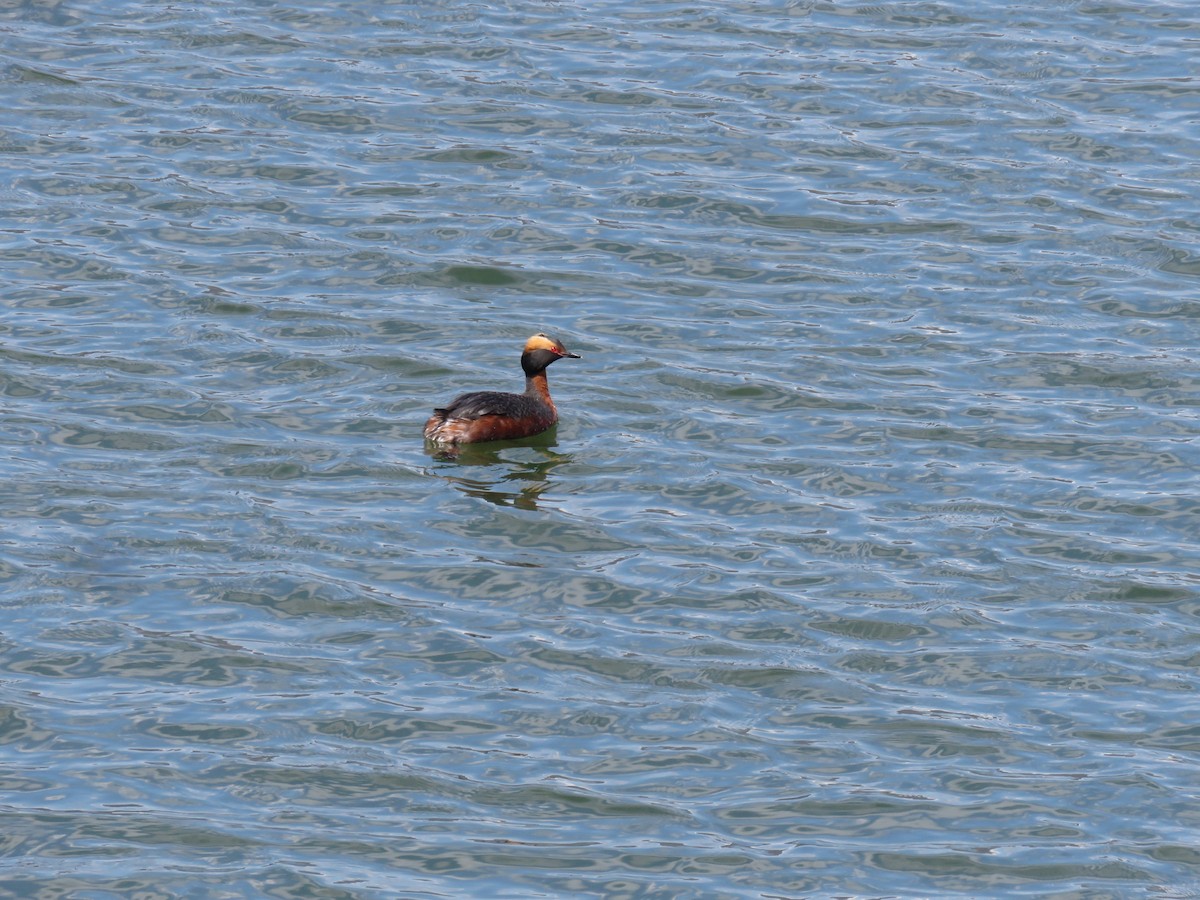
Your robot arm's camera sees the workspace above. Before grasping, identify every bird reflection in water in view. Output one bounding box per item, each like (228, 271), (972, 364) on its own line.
(426, 432), (572, 511)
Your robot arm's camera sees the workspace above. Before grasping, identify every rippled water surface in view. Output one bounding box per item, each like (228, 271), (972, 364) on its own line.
(3, 0), (1200, 896)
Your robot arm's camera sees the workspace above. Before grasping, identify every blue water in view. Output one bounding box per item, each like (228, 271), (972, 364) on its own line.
(3, 1), (1200, 896)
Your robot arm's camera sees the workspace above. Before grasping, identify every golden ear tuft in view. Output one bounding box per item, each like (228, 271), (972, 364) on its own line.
(524, 333), (559, 353)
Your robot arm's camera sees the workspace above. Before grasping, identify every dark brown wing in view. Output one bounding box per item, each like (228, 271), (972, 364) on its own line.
(433, 390), (538, 420)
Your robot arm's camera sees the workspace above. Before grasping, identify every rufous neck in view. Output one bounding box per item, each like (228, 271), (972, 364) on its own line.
(525, 371), (554, 408)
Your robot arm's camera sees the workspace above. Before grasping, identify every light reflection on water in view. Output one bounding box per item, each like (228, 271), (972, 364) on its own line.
(2, 0), (1200, 896)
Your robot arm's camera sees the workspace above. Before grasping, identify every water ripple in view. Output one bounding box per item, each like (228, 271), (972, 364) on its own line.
(3, 0), (1200, 896)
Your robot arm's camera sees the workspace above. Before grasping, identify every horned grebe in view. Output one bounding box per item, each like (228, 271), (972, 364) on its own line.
(423, 332), (580, 445)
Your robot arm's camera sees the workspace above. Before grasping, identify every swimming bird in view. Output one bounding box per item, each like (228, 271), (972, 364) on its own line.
(423, 332), (580, 445)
